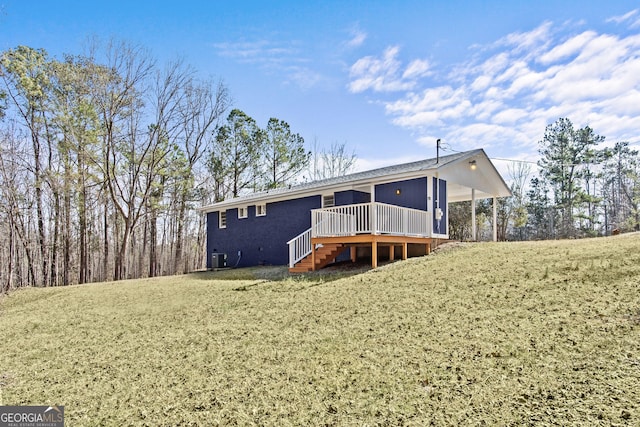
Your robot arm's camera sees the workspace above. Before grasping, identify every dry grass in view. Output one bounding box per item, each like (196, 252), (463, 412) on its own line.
(1, 234), (639, 425)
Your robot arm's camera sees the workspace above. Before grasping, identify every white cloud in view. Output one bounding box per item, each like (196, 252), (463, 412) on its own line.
(492, 108), (529, 125)
(352, 20), (640, 157)
(538, 31), (597, 64)
(286, 66), (326, 90)
(606, 9), (638, 24)
(348, 46), (431, 93)
(493, 21), (553, 57)
(349, 46), (410, 92)
(213, 38), (329, 90)
(213, 40), (298, 62)
(402, 59), (431, 79)
(353, 155), (418, 172)
(346, 28), (367, 48)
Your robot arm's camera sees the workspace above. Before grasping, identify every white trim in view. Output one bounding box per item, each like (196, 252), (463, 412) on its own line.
(256, 203), (267, 217)
(238, 206), (248, 219)
(219, 211), (227, 229)
(322, 194), (335, 208)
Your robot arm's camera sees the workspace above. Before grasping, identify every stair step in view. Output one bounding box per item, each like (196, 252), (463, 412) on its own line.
(289, 243), (347, 272)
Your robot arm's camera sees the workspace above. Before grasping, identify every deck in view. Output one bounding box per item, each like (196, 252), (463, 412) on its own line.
(288, 202), (442, 272)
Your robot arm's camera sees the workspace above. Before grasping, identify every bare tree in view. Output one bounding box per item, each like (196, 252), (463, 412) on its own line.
(89, 40), (156, 280)
(170, 78), (229, 274)
(507, 162), (531, 240)
(305, 139), (356, 181)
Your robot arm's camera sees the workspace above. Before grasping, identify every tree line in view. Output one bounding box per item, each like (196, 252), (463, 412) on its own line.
(0, 42), (356, 292)
(450, 118), (640, 241)
(5, 43), (632, 291)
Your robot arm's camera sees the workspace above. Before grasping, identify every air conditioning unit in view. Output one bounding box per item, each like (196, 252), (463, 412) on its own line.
(211, 253), (227, 269)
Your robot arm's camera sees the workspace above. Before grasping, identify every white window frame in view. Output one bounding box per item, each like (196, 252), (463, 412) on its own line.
(238, 206), (248, 219)
(219, 211), (227, 228)
(256, 203), (267, 217)
(322, 194), (335, 208)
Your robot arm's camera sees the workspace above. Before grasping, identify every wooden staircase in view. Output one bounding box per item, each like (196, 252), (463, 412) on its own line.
(289, 243), (347, 273)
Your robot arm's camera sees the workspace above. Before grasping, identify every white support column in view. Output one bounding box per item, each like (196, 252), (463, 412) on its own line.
(371, 184), (377, 235)
(493, 196), (498, 242)
(427, 176), (432, 233)
(471, 188), (476, 241)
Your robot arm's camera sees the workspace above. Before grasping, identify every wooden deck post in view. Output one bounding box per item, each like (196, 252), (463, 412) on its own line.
(350, 246), (357, 263)
(389, 245), (395, 261)
(311, 244), (316, 271)
(402, 242), (408, 260)
(372, 242), (378, 268)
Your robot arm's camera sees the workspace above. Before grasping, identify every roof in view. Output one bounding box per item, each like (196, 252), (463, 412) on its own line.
(199, 148), (511, 212)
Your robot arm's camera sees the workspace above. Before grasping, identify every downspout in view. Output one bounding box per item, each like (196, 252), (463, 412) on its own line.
(434, 138), (443, 234)
(435, 170), (443, 234)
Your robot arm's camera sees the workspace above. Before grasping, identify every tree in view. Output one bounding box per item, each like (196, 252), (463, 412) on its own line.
(305, 139), (357, 181)
(448, 201), (472, 241)
(1, 46), (55, 286)
(170, 78), (229, 274)
(262, 117), (309, 189)
(526, 176), (555, 239)
(508, 162), (531, 240)
(599, 142), (640, 232)
(495, 197), (511, 241)
(89, 40), (157, 280)
(211, 109), (263, 198)
(0, 41), (301, 291)
(0, 83), (5, 119)
(537, 118), (602, 238)
(49, 55), (106, 284)
(0, 127), (38, 289)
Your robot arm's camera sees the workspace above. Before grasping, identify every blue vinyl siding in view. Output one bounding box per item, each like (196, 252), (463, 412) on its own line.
(205, 176), (447, 268)
(206, 195), (321, 268)
(432, 177), (447, 234)
(375, 177), (428, 210)
(334, 190), (371, 206)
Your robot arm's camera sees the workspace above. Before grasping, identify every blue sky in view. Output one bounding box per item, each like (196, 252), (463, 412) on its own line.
(2, 1), (640, 177)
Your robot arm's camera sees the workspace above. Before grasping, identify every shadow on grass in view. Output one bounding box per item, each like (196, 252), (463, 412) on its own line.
(187, 260), (377, 289)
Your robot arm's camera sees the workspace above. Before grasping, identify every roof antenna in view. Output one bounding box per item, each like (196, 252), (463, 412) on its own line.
(436, 139), (441, 164)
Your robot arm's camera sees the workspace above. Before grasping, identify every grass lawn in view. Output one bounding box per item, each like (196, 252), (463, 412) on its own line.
(1, 234), (639, 425)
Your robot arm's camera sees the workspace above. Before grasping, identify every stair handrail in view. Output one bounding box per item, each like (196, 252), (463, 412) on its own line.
(287, 227), (312, 268)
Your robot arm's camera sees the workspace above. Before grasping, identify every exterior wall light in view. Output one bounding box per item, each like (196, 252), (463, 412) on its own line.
(396, 189), (401, 195)
(469, 160), (477, 170)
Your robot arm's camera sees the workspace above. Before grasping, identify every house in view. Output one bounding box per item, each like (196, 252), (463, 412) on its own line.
(199, 149), (512, 272)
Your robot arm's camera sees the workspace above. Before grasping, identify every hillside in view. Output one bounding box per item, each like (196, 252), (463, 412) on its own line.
(1, 234), (639, 425)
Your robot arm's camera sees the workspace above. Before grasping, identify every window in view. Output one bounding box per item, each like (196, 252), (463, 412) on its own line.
(256, 203), (267, 217)
(219, 211), (227, 228)
(238, 207), (248, 219)
(323, 194), (335, 208)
